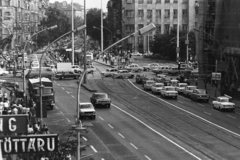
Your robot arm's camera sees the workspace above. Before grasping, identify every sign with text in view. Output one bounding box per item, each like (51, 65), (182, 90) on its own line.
(0, 134), (58, 154)
(212, 72), (221, 80)
(0, 115), (28, 134)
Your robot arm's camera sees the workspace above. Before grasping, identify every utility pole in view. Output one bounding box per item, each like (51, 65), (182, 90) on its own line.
(72, 0), (75, 65)
(101, 0), (103, 53)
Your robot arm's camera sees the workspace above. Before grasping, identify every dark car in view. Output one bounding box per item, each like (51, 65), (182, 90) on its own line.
(55, 71), (81, 80)
(135, 74), (147, 84)
(90, 93), (111, 108)
(189, 89), (209, 102)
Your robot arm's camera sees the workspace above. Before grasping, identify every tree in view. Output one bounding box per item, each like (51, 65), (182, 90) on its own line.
(35, 7), (71, 48)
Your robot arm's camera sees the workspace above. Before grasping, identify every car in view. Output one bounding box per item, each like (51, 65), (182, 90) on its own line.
(79, 102), (96, 119)
(212, 95), (235, 111)
(112, 70), (135, 79)
(72, 65), (82, 73)
(86, 65), (96, 73)
(189, 89), (209, 102)
(160, 86), (178, 99)
(101, 68), (118, 77)
(182, 85), (198, 97)
(152, 66), (172, 74)
(135, 74), (148, 84)
(55, 71), (81, 80)
(131, 52), (142, 56)
(175, 83), (188, 94)
(143, 63), (160, 71)
(90, 93), (111, 107)
(0, 69), (9, 76)
(168, 67), (192, 76)
(143, 80), (155, 91)
(125, 64), (143, 72)
(151, 83), (164, 94)
(169, 79), (179, 87)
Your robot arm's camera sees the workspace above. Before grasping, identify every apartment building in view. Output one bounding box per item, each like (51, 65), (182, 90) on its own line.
(121, 0), (197, 53)
(0, 0), (48, 49)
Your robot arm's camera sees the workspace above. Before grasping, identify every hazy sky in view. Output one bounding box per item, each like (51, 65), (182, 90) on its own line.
(49, 0), (109, 12)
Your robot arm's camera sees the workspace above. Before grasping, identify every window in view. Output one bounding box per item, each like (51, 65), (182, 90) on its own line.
(156, 0), (161, 3)
(139, 0), (143, 4)
(156, 25), (161, 33)
(174, 0), (178, 3)
(126, 10), (134, 18)
(182, 9), (188, 17)
(126, 25), (134, 32)
(173, 9), (178, 18)
(126, 0), (133, 4)
(138, 10), (144, 17)
(138, 36), (143, 44)
(138, 24), (144, 30)
(4, 12), (11, 20)
(164, 9), (170, 18)
(164, 24), (170, 33)
(147, 0), (152, 4)
(156, 10), (161, 18)
(147, 10), (152, 18)
(165, 0), (170, 3)
(128, 36), (135, 43)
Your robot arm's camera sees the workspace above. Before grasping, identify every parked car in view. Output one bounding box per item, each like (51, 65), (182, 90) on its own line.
(169, 79), (179, 87)
(79, 102), (96, 119)
(143, 63), (160, 71)
(189, 89), (209, 102)
(125, 63), (143, 72)
(101, 68), (118, 77)
(152, 66), (171, 74)
(160, 86), (178, 99)
(0, 69), (9, 76)
(175, 83), (188, 94)
(212, 95), (235, 111)
(72, 65), (82, 73)
(143, 80), (155, 90)
(112, 70), (135, 79)
(55, 71), (81, 80)
(135, 74), (148, 84)
(182, 85), (198, 97)
(151, 83), (164, 94)
(90, 93), (111, 108)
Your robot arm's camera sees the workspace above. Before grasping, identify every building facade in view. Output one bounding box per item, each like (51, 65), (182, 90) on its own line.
(0, 0), (48, 49)
(120, 0), (197, 53)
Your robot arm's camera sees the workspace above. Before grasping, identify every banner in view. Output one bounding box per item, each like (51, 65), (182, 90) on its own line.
(0, 115), (28, 134)
(0, 134), (58, 154)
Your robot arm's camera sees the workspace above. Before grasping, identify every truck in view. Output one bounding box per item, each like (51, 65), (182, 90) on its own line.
(28, 78), (55, 110)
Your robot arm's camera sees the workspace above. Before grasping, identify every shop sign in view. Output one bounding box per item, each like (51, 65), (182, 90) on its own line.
(0, 115), (28, 134)
(1, 134), (58, 154)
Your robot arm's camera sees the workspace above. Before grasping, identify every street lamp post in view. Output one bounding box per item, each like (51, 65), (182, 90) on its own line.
(22, 25), (58, 105)
(93, 26), (113, 46)
(38, 25), (86, 128)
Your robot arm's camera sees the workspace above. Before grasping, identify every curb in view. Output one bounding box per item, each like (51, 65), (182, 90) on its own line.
(81, 83), (97, 92)
(94, 61), (115, 68)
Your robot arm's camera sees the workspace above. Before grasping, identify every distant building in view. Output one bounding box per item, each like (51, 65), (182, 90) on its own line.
(49, 1), (84, 19)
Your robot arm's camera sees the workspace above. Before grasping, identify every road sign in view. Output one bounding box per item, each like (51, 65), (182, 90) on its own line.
(217, 61), (228, 71)
(212, 72), (221, 80)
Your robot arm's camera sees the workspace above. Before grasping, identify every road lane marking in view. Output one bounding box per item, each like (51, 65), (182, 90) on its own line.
(57, 84), (60, 86)
(118, 133), (125, 138)
(204, 112), (211, 115)
(178, 101), (183, 104)
(55, 106), (59, 109)
(98, 116), (104, 120)
(197, 103), (204, 107)
(66, 118), (71, 122)
(101, 158), (105, 160)
(130, 143), (138, 150)
(90, 145), (98, 153)
(227, 114), (236, 119)
(145, 155), (152, 160)
(60, 111), (64, 115)
(71, 95), (75, 98)
(108, 124), (114, 129)
(61, 87), (65, 90)
(129, 80), (240, 138)
(82, 136), (87, 141)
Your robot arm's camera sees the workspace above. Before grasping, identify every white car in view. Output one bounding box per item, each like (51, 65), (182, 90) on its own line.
(143, 63), (160, 71)
(151, 83), (164, 94)
(0, 69), (9, 76)
(175, 83), (188, 94)
(143, 80), (155, 90)
(101, 68), (118, 77)
(131, 52), (142, 56)
(160, 86), (178, 99)
(182, 85), (197, 97)
(212, 96), (235, 111)
(125, 63), (143, 72)
(79, 102), (96, 119)
(72, 65), (82, 73)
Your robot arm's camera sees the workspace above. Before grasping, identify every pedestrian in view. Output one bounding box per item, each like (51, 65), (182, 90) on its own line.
(195, 78), (198, 87)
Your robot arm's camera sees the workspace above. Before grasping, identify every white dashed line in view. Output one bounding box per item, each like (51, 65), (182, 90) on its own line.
(98, 116), (104, 120)
(204, 112), (211, 115)
(82, 136), (87, 141)
(60, 112), (64, 115)
(118, 133), (125, 138)
(178, 101), (183, 104)
(61, 87), (64, 90)
(101, 158), (105, 160)
(90, 145), (98, 153)
(145, 155), (152, 160)
(227, 114), (236, 119)
(66, 91), (70, 94)
(57, 84), (60, 86)
(130, 143), (138, 150)
(66, 118), (71, 122)
(108, 124), (114, 129)
(55, 106), (59, 109)
(197, 103), (204, 107)
(71, 95), (75, 98)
